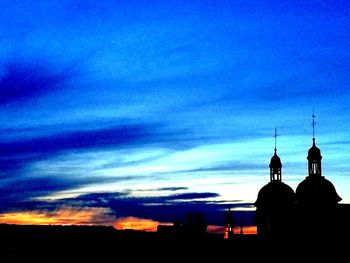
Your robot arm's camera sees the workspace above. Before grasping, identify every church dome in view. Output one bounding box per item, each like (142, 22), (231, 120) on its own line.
(296, 176), (342, 205)
(255, 181), (295, 208)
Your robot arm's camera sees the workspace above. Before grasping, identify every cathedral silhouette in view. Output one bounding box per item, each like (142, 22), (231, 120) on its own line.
(254, 116), (350, 242)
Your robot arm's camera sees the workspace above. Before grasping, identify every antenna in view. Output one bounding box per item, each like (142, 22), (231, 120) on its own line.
(312, 110), (316, 140)
(274, 128), (278, 151)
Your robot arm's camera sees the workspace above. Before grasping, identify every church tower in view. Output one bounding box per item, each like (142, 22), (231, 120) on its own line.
(270, 129), (282, 182)
(307, 113), (322, 178)
(296, 114), (341, 206)
(295, 114), (342, 241)
(255, 129), (295, 239)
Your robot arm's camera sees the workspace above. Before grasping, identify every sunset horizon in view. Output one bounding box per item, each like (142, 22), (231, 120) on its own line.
(1, 0), (350, 240)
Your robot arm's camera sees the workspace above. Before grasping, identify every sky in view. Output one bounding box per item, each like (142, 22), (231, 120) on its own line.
(0, 0), (350, 233)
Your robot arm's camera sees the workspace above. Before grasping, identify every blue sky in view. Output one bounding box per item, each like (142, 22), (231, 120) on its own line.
(0, 0), (350, 229)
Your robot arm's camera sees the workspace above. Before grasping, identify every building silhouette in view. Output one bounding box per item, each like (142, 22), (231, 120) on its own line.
(157, 212), (207, 238)
(254, 129), (294, 239)
(295, 132), (342, 243)
(255, 117), (350, 243)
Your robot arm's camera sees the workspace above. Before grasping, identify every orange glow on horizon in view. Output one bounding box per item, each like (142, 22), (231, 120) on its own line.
(211, 225), (257, 236)
(0, 208), (257, 235)
(207, 225), (226, 235)
(114, 216), (169, 232)
(234, 225), (257, 235)
(0, 207), (115, 226)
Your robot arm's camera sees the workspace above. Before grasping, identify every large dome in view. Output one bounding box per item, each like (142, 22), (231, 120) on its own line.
(296, 176), (342, 205)
(255, 181), (295, 207)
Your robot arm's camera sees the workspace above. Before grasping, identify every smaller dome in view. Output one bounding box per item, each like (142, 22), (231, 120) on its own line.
(255, 181), (294, 208)
(269, 150), (282, 168)
(307, 139), (322, 160)
(296, 176), (342, 205)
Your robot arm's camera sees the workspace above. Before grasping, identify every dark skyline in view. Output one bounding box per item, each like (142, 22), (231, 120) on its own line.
(1, 0), (350, 231)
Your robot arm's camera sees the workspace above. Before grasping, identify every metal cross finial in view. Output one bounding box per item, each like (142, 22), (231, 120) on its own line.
(274, 128), (278, 151)
(312, 111), (316, 139)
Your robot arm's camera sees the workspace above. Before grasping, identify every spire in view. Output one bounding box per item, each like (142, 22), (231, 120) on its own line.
(274, 128), (278, 152)
(224, 208), (234, 239)
(270, 129), (282, 182)
(312, 110), (316, 144)
(307, 112), (322, 177)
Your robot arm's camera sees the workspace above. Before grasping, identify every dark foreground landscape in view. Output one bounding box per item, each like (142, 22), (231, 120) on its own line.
(1, 224), (349, 263)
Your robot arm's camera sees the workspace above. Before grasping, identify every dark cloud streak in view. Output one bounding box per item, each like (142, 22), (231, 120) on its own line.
(0, 125), (151, 156)
(0, 60), (75, 105)
(74, 192), (254, 226)
(157, 187), (188, 191)
(0, 124), (152, 174)
(165, 192), (219, 200)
